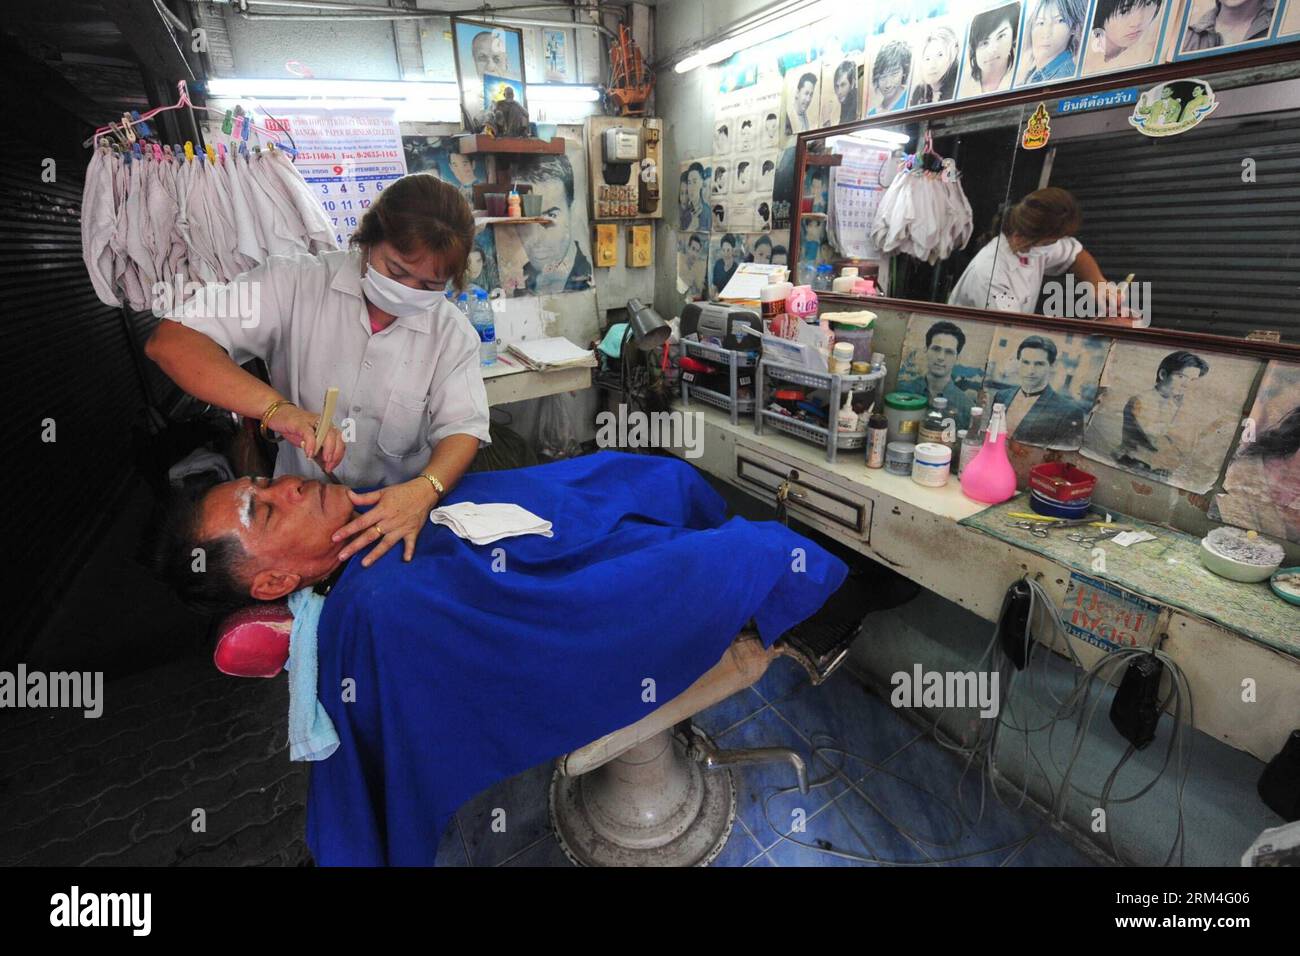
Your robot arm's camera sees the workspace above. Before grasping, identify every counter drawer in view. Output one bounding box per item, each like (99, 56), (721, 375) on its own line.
(735, 451), (871, 538)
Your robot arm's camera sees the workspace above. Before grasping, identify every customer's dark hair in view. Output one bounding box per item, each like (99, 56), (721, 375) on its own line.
(1155, 350), (1209, 386)
(350, 173), (475, 290)
(511, 152), (575, 205)
(926, 320), (966, 352)
(1017, 334), (1058, 364)
(1240, 406), (1300, 460)
(141, 476), (253, 616)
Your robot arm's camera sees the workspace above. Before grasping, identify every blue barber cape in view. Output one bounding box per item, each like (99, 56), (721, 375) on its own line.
(306, 451), (846, 865)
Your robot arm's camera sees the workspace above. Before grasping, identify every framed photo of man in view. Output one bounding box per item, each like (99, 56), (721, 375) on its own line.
(452, 19), (527, 134)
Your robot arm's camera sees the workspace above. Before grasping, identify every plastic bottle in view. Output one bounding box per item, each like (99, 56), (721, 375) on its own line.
(470, 288), (497, 365)
(787, 284), (819, 323)
(865, 408), (889, 468)
(814, 263), (835, 291)
(960, 403), (1018, 504)
(760, 270), (793, 338)
(507, 188), (522, 218)
(836, 391), (858, 432)
(959, 406), (985, 475)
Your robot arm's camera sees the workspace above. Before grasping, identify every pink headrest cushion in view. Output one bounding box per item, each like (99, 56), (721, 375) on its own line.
(214, 602), (293, 678)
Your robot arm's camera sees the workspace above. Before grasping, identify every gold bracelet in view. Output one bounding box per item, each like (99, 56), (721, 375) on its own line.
(419, 472), (444, 497)
(259, 399), (293, 442)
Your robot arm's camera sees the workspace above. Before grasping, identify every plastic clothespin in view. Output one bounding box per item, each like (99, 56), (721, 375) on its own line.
(238, 140), (249, 158)
(183, 140), (195, 162)
(241, 114), (252, 143)
(205, 143), (216, 165)
(221, 109), (235, 135)
(218, 142), (226, 163)
(131, 111), (152, 139)
(132, 141), (143, 160)
(152, 143), (162, 160)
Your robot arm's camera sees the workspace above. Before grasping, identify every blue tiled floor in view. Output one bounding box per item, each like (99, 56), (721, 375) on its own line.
(439, 663), (1105, 867)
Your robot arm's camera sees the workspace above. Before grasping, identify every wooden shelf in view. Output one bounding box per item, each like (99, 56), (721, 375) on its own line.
(457, 135), (566, 155)
(804, 154), (843, 167)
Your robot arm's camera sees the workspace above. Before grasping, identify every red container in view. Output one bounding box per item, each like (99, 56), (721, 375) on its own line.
(1029, 462), (1096, 503)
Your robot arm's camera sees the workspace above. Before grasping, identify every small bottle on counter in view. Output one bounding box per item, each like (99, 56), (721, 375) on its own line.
(954, 429), (968, 474)
(959, 406), (985, 475)
(507, 188), (522, 218)
(919, 396), (954, 446)
(865, 408), (889, 468)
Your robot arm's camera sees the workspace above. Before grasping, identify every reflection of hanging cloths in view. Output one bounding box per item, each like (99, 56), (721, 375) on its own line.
(870, 135), (972, 265)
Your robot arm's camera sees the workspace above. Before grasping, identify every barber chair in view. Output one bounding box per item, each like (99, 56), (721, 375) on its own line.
(214, 583), (864, 867)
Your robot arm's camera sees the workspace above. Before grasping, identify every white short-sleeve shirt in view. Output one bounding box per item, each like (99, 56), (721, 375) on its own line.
(167, 248), (491, 488)
(948, 235), (1082, 314)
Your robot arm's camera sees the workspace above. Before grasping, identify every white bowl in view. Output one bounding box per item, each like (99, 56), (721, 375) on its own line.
(1199, 538), (1280, 583)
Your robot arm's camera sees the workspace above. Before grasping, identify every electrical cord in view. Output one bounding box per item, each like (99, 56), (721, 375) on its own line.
(754, 575), (1193, 866)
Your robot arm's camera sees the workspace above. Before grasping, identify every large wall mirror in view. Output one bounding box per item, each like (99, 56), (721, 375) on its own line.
(794, 53), (1300, 347)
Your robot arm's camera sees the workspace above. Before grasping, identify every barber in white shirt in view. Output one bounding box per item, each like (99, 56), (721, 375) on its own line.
(146, 174), (490, 568)
(948, 187), (1123, 317)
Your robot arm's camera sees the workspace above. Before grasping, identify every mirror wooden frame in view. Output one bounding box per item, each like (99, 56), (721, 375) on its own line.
(791, 41), (1300, 361)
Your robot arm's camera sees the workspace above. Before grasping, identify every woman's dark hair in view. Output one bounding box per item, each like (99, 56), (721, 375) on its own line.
(350, 173), (475, 291)
(968, 3), (1020, 83)
(998, 187), (1082, 242)
(1154, 350), (1209, 386)
(721, 233), (738, 249)
(1240, 406), (1300, 460)
(140, 476), (253, 617)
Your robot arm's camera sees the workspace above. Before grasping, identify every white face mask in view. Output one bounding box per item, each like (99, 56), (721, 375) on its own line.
(361, 251), (445, 317)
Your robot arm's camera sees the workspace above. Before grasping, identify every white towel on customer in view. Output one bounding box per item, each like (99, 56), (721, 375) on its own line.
(428, 501), (553, 545)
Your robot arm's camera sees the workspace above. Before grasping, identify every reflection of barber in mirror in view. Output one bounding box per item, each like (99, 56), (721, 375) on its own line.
(994, 335), (1088, 446)
(1115, 351), (1210, 477)
(901, 320), (976, 429)
(948, 188), (1130, 320)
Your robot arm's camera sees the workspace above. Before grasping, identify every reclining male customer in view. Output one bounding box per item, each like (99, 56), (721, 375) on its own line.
(147, 451), (847, 865)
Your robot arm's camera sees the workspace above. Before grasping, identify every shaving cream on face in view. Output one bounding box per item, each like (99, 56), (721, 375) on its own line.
(236, 487), (254, 530)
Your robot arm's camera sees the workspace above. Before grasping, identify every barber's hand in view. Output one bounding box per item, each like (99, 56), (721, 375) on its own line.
(266, 404), (346, 474)
(332, 479), (439, 567)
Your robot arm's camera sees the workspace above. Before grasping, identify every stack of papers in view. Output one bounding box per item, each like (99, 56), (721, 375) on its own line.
(505, 337), (597, 372)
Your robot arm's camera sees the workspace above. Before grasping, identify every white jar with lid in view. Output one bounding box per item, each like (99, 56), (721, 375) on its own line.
(831, 267), (861, 294)
(911, 442), (952, 487)
(830, 341), (855, 373)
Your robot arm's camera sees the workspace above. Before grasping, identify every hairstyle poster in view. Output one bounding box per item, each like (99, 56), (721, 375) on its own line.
(402, 135), (486, 206)
(865, 30), (915, 115)
(1079, 0), (1174, 78)
(1014, 0), (1088, 88)
(820, 30), (868, 127)
(1174, 0), (1282, 60)
(676, 231), (709, 301)
(910, 16), (968, 106)
(743, 229), (791, 267)
(709, 233), (749, 298)
(781, 63), (824, 145)
(1211, 361), (1300, 542)
(983, 326), (1111, 449)
(677, 160), (713, 233)
(1080, 342), (1260, 493)
(895, 314), (996, 431)
(493, 140), (593, 296)
(958, 1), (1023, 98)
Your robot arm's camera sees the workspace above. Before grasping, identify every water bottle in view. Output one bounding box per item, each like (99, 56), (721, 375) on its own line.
(471, 288), (497, 366)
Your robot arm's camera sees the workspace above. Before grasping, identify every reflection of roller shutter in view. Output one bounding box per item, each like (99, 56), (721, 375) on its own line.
(1, 133), (152, 659)
(1045, 110), (1300, 342)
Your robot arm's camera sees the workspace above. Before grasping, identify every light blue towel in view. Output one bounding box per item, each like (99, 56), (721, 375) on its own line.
(286, 589), (339, 762)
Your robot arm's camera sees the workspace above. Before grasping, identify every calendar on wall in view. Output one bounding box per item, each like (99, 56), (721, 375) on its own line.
(829, 141), (890, 262)
(264, 109), (408, 245)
